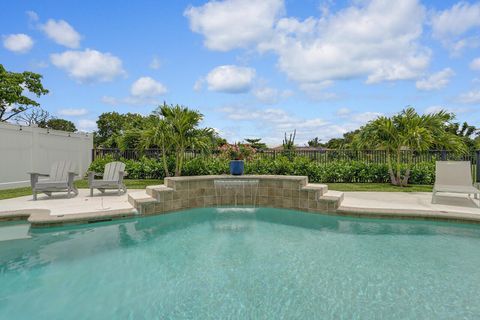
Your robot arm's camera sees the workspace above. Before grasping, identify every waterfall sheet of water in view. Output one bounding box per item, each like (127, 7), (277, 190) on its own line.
(213, 180), (259, 208)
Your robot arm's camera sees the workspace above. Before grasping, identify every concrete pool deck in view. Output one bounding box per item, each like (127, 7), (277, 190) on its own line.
(1, 188), (480, 227)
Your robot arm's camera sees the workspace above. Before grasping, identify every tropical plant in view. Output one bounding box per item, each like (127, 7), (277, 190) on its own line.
(143, 103), (213, 176)
(140, 115), (173, 177)
(282, 129), (296, 151)
(355, 107), (467, 186)
(219, 143), (256, 160)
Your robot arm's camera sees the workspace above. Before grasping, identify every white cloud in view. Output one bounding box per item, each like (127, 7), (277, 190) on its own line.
(50, 49), (125, 83)
(150, 56), (161, 69)
(130, 77), (167, 97)
(26, 11), (39, 22)
(58, 108), (88, 116)
(77, 119), (97, 132)
(205, 65), (256, 93)
(298, 81), (337, 100)
(101, 77), (166, 107)
(336, 107), (351, 117)
(3, 34), (34, 53)
(336, 108), (382, 123)
(415, 68), (454, 90)
(425, 105), (473, 114)
(430, 2), (480, 54)
(218, 105), (353, 146)
(352, 112), (383, 123)
(261, 0), (429, 84)
(253, 87), (293, 104)
(41, 19), (81, 48)
(186, 0), (430, 86)
(457, 89), (480, 104)
(471, 58), (480, 71)
(185, 0), (284, 51)
(193, 78), (204, 91)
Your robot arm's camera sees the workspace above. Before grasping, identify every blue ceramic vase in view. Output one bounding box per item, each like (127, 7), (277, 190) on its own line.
(229, 160), (244, 175)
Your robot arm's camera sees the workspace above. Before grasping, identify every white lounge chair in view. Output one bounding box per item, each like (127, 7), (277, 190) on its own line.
(432, 161), (480, 206)
(88, 161), (127, 196)
(29, 161), (78, 200)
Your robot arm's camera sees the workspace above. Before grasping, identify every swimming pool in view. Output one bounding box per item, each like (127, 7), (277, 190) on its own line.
(1, 207), (480, 319)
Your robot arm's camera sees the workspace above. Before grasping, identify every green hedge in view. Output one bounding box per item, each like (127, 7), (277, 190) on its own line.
(88, 155), (436, 184)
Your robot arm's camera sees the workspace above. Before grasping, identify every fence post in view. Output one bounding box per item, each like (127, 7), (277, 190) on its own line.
(441, 150), (447, 161)
(476, 150), (480, 183)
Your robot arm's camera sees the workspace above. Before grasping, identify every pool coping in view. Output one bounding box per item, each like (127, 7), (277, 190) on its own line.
(0, 208), (138, 227)
(336, 206), (480, 224)
(2, 204), (480, 228)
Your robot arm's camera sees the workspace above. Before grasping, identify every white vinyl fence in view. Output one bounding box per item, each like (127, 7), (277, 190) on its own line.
(0, 122), (93, 189)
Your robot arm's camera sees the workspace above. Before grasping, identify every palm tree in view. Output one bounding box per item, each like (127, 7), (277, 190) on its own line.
(140, 116), (172, 177)
(356, 107), (467, 186)
(142, 103), (213, 177)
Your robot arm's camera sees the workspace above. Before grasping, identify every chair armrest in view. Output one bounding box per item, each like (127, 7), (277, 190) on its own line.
(119, 171), (126, 183)
(29, 172), (49, 188)
(28, 172), (50, 177)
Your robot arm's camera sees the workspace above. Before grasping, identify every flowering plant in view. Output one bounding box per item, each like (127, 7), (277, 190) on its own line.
(219, 143), (256, 161)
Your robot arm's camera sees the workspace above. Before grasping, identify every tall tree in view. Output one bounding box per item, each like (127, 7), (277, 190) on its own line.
(0, 64), (49, 121)
(245, 138), (267, 150)
(95, 112), (145, 147)
(15, 108), (51, 126)
(307, 137), (323, 148)
(356, 107), (467, 186)
(44, 118), (77, 132)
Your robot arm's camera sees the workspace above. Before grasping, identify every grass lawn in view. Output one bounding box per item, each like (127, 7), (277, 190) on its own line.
(0, 180), (433, 201)
(0, 179), (164, 201)
(327, 183), (433, 192)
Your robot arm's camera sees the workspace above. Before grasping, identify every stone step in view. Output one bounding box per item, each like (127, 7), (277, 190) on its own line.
(302, 183), (328, 196)
(128, 191), (156, 207)
(146, 185), (169, 196)
(319, 190), (344, 204)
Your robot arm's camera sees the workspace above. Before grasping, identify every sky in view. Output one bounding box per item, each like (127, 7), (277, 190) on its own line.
(1, 0), (480, 146)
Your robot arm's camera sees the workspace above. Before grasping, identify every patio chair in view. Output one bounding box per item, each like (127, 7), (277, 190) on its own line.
(29, 160), (78, 200)
(432, 161), (480, 206)
(88, 161), (127, 196)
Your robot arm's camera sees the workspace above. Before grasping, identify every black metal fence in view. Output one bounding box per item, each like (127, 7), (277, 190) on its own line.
(92, 148), (480, 182)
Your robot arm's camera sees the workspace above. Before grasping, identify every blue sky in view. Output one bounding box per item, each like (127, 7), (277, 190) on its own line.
(1, 0), (479, 146)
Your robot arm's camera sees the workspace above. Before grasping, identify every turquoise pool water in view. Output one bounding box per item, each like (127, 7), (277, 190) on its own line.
(1, 208), (480, 319)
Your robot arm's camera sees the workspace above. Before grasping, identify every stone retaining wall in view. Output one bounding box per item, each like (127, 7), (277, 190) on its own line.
(128, 175), (344, 215)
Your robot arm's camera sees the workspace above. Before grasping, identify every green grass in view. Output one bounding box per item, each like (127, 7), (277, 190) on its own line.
(0, 187), (32, 200)
(327, 183), (433, 192)
(0, 180), (433, 201)
(0, 179), (164, 201)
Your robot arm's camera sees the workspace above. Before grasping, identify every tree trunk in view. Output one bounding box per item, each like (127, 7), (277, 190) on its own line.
(161, 136), (170, 178)
(386, 151), (398, 185)
(395, 150), (402, 186)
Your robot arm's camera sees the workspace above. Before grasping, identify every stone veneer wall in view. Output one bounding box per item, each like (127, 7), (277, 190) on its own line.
(129, 175), (343, 216)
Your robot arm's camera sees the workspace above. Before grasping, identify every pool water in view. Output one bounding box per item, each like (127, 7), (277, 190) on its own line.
(1, 208), (480, 319)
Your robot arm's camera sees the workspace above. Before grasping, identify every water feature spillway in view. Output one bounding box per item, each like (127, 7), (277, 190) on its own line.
(214, 179), (259, 207)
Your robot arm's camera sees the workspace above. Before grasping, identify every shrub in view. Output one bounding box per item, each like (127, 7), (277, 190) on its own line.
(87, 155), (437, 184)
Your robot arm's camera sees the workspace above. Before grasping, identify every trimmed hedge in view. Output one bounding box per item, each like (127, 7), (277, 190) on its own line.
(88, 155), (436, 184)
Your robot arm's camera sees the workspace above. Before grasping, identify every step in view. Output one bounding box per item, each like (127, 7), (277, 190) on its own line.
(127, 191), (156, 207)
(320, 190), (344, 203)
(302, 183), (328, 196)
